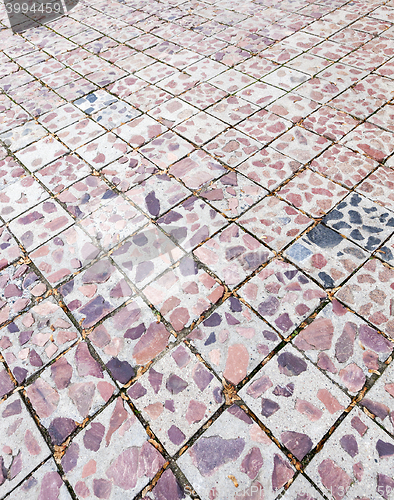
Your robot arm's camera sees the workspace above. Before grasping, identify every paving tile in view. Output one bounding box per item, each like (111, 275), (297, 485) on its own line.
(240, 344), (350, 458)
(126, 173), (190, 218)
(204, 129), (262, 167)
(147, 98), (198, 128)
(143, 256), (224, 331)
(267, 93), (320, 124)
(57, 175), (117, 220)
(9, 200), (74, 252)
(310, 144), (378, 188)
(173, 111), (228, 145)
(199, 171), (267, 218)
(38, 103), (85, 133)
(178, 406), (295, 498)
(0, 176), (49, 223)
(357, 166), (394, 212)
(106, 75), (148, 99)
(89, 296), (171, 384)
(125, 84), (173, 112)
(323, 192), (394, 252)
(114, 115), (167, 148)
(63, 396), (165, 496)
(58, 258), (132, 328)
(294, 299), (393, 395)
(0, 263), (47, 326)
(180, 82), (228, 110)
(134, 61), (177, 84)
(0, 121), (47, 152)
(261, 66), (309, 91)
(277, 169), (349, 217)
(286, 222), (369, 288)
(306, 407), (394, 500)
(208, 69), (256, 93)
(207, 95), (259, 126)
(91, 100), (141, 131)
(0, 156), (27, 194)
(286, 53), (333, 75)
(128, 347), (222, 455)
(35, 155), (92, 195)
(1, 297), (79, 384)
(194, 224), (273, 288)
(236, 109), (292, 146)
(15, 136), (69, 172)
(281, 474), (325, 500)
(239, 259), (326, 335)
(378, 233), (394, 265)
(0, 226), (23, 270)
(335, 258), (394, 339)
(26, 209), (94, 278)
(294, 77), (342, 104)
(188, 296), (281, 384)
(302, 106), (360, 141)
(0, 393), (50, 497)
(76, 132), (130, 169)
(239, 196), (313, 251)
(57, 119), (105, 151)
(140, 131), (195, 169)
(169, 149), (227, 190)
(341, 122), (394, 163)
(56, 78), (99, 101)
(25, 342), (117, 446)
(156, 71), (200, 95)
(237, 81), (286, 107)
(185, 57), (226, 81)
(112, 223), (185, 289)
(236, 56), (279, 79)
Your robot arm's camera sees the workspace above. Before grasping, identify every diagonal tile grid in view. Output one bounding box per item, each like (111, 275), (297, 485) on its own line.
(1, 0), (394, 498)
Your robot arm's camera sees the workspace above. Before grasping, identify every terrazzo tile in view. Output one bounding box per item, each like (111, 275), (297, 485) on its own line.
(128, 348), (222, 455)
(57, 119), (105, 151)
(169, 149), (227, 190)
(140, 131), (195, 169)
(335, 258), (394, 339)
(285, 223), (368, 288)
(9, 200), (74, 252)
(0, 263), (47, 326)
(105, 76), (148, 100)
(30, 225), (100, 286)
(199, 171), (267, 218)
(76, 132), (130, 169)
(188, 296), (281, 385)
(237, 147), (302, 191)
(357, 166), (394, 212)
(204, 129), (262, 167)
(323, 192), (394, 252)
(125, 85), (173, 112)
(280, 474), (325, 500)
(126, 173), (190, 218)
(207, 96), (259, 127)
(194, 224), (273, 288)
(239, 259), (326, 335)
(341, 122), (394, 163)
(114, 115), (167, 148)
(238, 196), (313, 252)
(157, 195), (227, 251)
(91, 101), (141, 131)
(57, 175), (117, 220)
(378, 233), (394, 265)
(271, 127), (331, 164)
(174, 111), (228, 145)
(0, 176), (49, 223)
(0, 297), (79, 384)
(306, 407), (394, 500)
(261, 66), (309, 91)
(180, 82), (228, 110)
(368, 104), (394, 134)
(236, 110), (292, 145)
(15, 136), (69, 173)
(267, 93), (320, 124)
(63, 396), (165, 497)
(134, 61), (177, 85)
(185, 57), (226, 81)
(147, 98), (198, 128)
(293, 299), (393, 395)
(89, 296), (171, 384)
(56, 79), (99, 102)
(101, 152), (158, 191)
(330, 88), (385, 120)
(235, 56), (279, 79)
(208, 69), (256, 93)
(0, 121), (47, 152)
(237, 81), (286, 108)
(25, 342), (117, 445)
(277, 169), (349, 217)
(178, 406), (295, 498)
(240, 344), (350, 459)
(112, 223), (184, 288)
(310, 144), (378, 188)
(35, 155), (92, 194)
(302, 106), (360, 141)
(156, 72), (200, 95)
(0, 227), (22, 270)
(58, 258), (132, 328)
(0, 393), (50, 497)
(143, 256), (225, 331)
(38, 104), (85, 133)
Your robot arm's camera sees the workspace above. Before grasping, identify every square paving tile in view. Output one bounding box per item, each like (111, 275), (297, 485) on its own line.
(236, 110), (292, 146)
(174, 111), (228, 145)
(76, 132), (130, 169)
(101, 152), (158, 192)
(241, 344), (350, 458)
(204, 129), (262, 167)
(357, 166), (394, 212)
(125, 85), (172, 112)
(143, 256), (224, 331)
(0, 297), (79, 384)
(111, 223), (185, 289)
(261, 66), (310, 91)
(377, 233), (394, 265)
(178, 406), (296, 498)
(194, 224), (273, 288)
(341, 122), (394, 163)
(271, 127), (331, 164)
(0, 226), (23, 270)
(310, 144), (378, 188)
(57, 175), (118, 220)
(63, 396), (165, 497)
(0, 393), (50, 497)
(207, 95), (259, 126)
(114, 115), (167, 148)
(89, 296), (171, 384)
(306, 407), (394, 500)
(74, 90), (118, 115)
(323, 192), (394, 252)
(58, 258), (133, 328)
(57, 119), (105, 151)
(147, 98), (198, 128)
(267, 92), (320, 123)
(128, 347), (223, 455)
(30, 225), (100, 286)
(209, 69), (256, 93)
(302, 106), (360, 141)
(15, 136), (69, 172)
(199, 171), (267, 218)
(35, 155), (92, 194)
(9, 200), (74, 252)
(188, 296), (281, 385)
(91, 100), (141, 130)
(180, 82), (229, 110)
(285, 223), (369, 288)
(157, 195), (227, 251)
(335, 258), (394, 339)
(140, 131), (195, 169)
(239, 259), (326, 335)
(281, 474), (325, 500)
(238, 196), (313, 252)
(237, 81), (286, 107)
(293, 299), (393, 395)
(126, 173), (190, 218)
(169, 149), (227, 190)
(278, 169), (349, 217)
